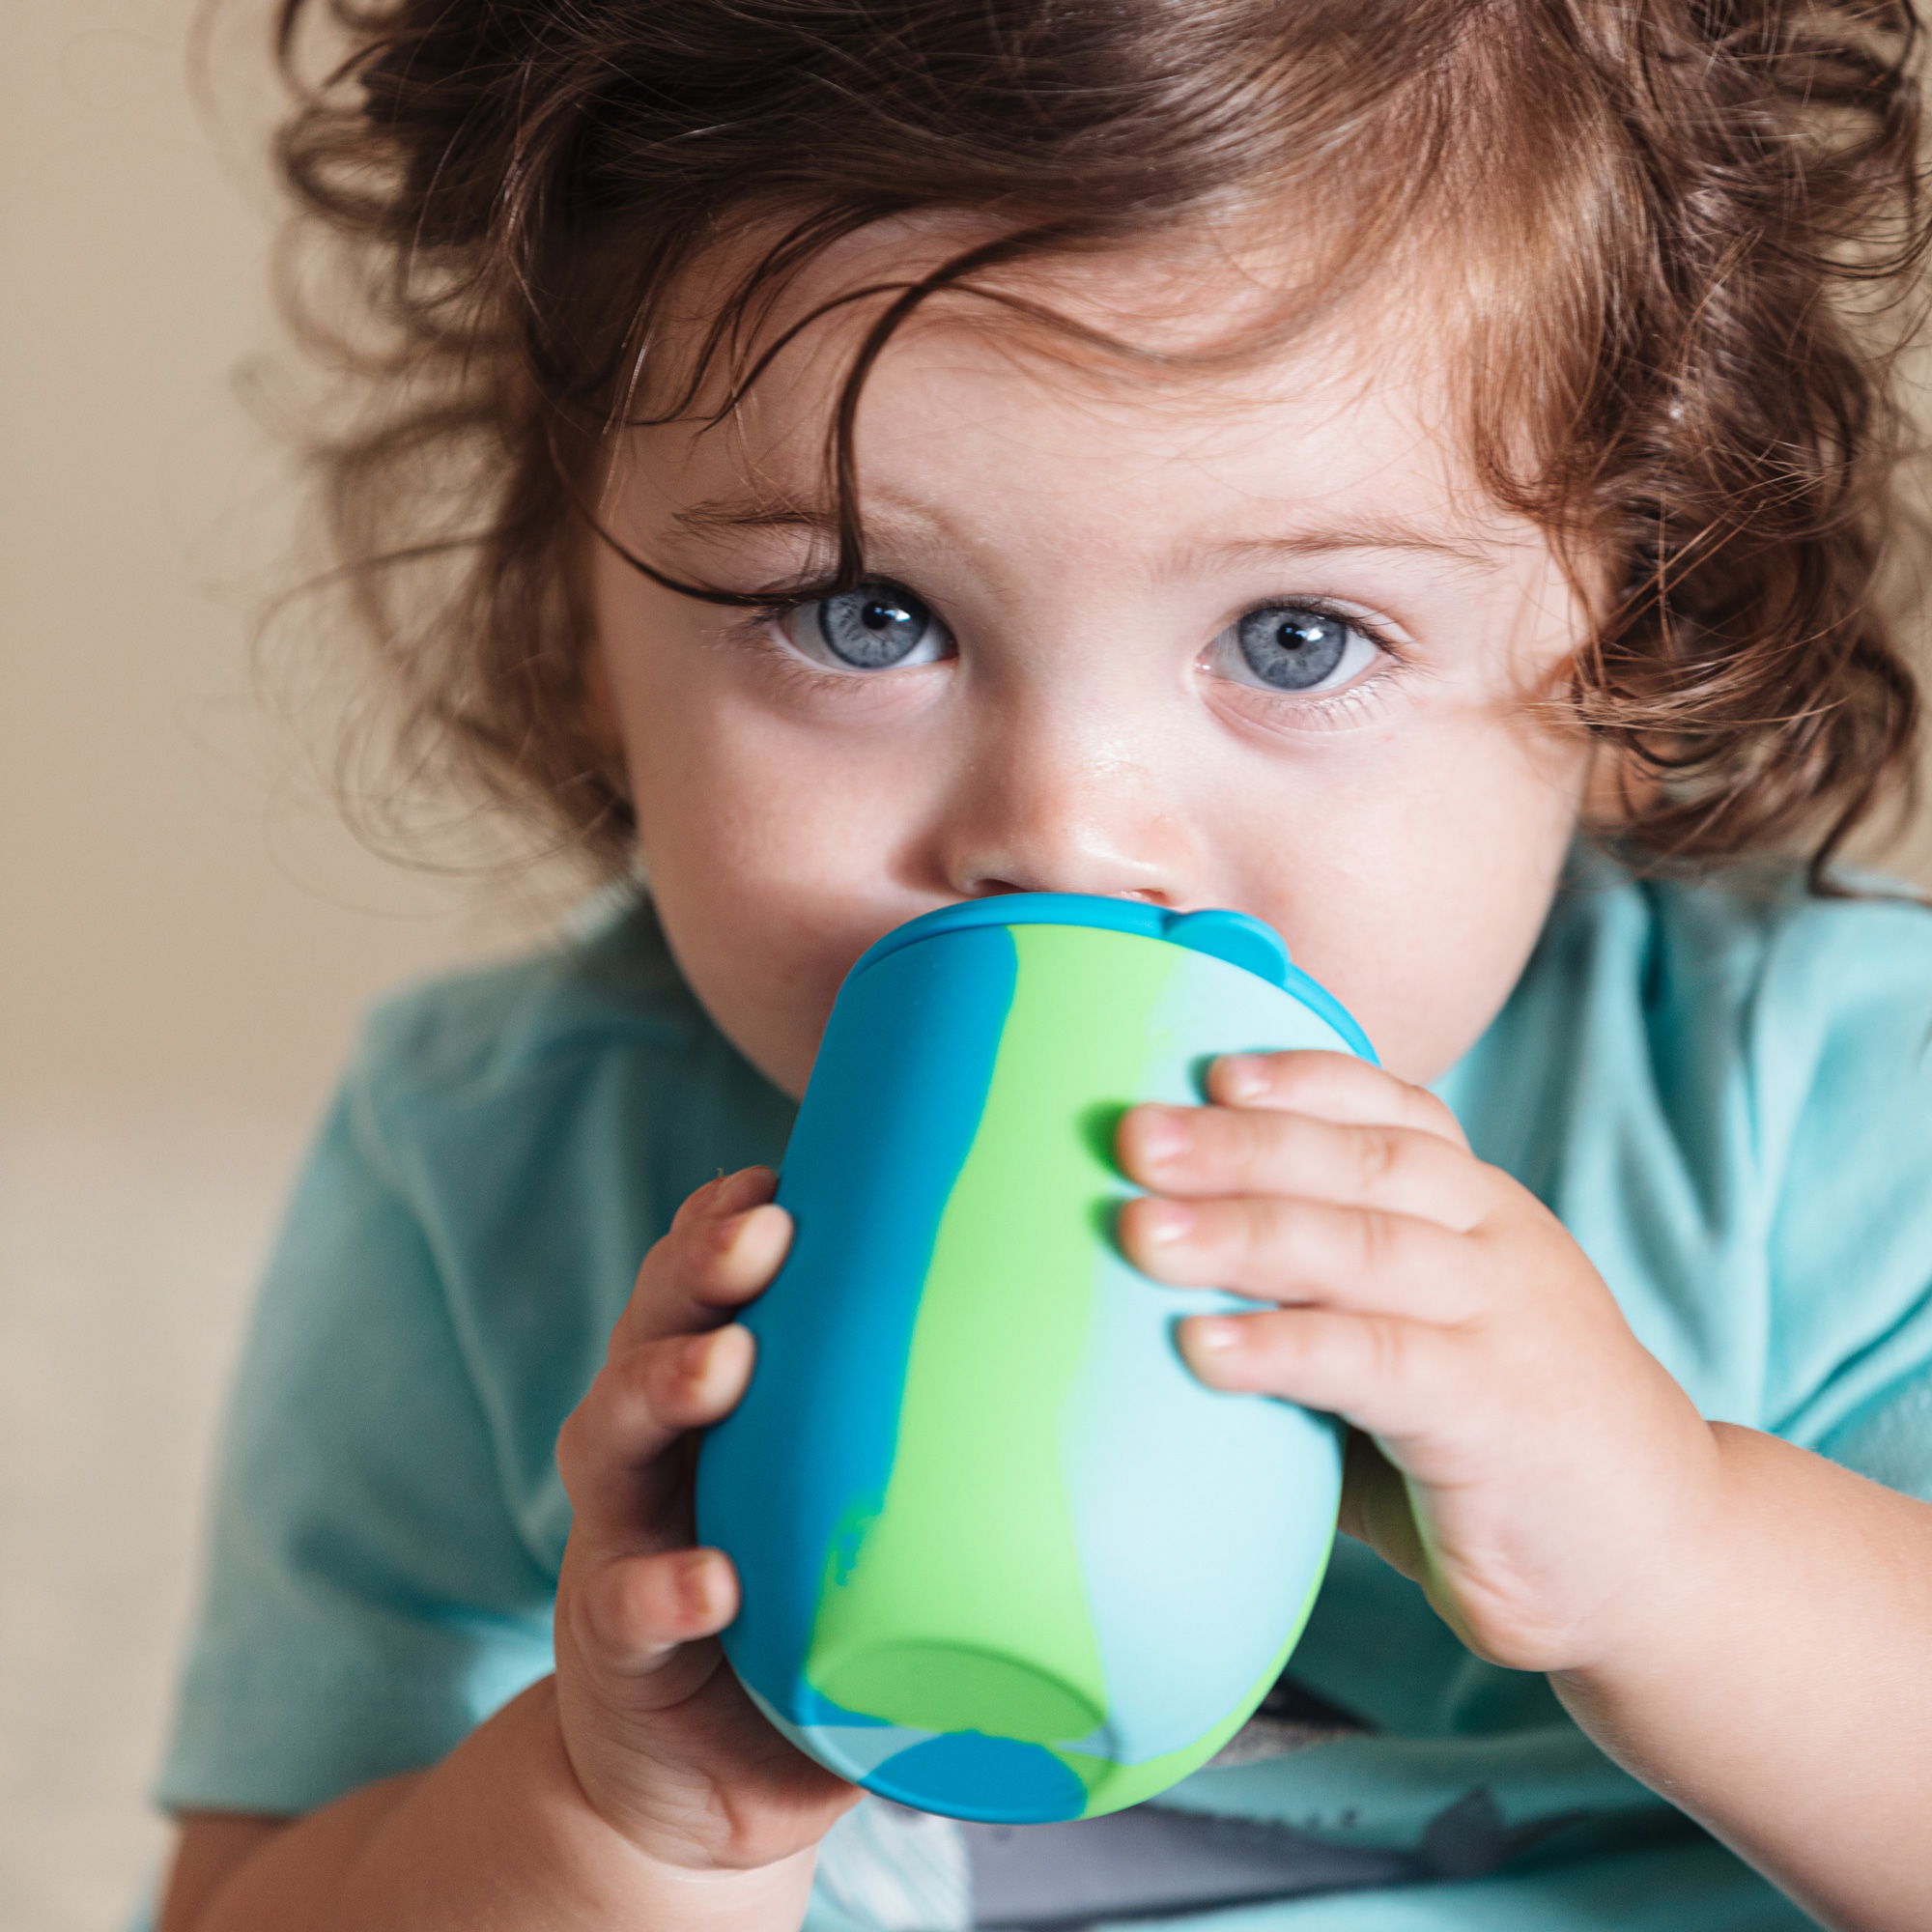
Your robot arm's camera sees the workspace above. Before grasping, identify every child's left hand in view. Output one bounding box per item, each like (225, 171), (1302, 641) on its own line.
(1115, 1049), (1722, 1677)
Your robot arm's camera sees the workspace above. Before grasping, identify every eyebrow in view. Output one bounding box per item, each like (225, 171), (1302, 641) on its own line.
(671, 497), (848, 539)
(671, 497), (1507, 574)
(1201, 527), (1503, 577)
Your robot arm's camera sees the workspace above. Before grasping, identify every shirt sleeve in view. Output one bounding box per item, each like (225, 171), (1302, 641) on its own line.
(154, 1069), (557, 1815)
(1815, 1373), (1932, 1501)
(1755, 889), (1932, 1493)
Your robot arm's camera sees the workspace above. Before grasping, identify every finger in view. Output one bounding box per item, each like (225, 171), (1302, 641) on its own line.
(1119, 1191), (1483, 1322)
(1208, 1051), (1467, 1149)
(616, 1168), (792, 1350)
(1178, 1304), (1462, 1441)
(557, 1323), (755, 1545)
(1118, 1101), (1490, 1231)
(570, 1545), (740, 1684)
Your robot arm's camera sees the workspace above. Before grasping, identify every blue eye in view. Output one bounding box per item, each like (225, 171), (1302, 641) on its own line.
(781, 581), (952, 671)
(1213, 604), (1378, 694)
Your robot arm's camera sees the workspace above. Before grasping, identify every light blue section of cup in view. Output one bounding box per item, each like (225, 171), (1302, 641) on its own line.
(1057, 947), (1350, 1766)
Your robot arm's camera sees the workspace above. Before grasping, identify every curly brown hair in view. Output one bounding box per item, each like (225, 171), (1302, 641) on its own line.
(270, 0), (1928, 883)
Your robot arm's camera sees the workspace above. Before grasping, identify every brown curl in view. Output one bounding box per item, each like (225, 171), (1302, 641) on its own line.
(266, 0), (1928, 885)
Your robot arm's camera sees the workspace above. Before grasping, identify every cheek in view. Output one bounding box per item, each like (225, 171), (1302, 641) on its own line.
(1238, 712), (1589, 1084)
(623, 681), (933, 1096)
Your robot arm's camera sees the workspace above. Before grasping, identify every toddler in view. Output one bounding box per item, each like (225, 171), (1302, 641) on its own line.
(155, 1), (1932, 1928)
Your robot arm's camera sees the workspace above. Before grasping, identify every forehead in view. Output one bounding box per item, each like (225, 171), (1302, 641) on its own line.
(631, 213), (1530, 560)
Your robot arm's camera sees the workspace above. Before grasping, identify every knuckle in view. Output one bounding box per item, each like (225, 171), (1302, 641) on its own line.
(675, 1213), (733, 1283)
(1351, 1123), (1402, 1193)
(637, 1338), (684, 1414)
(1364, 1315), (1405, 1384)
(573, 1561), (624, 1657)
(646, 1332), (711, 1417)
(1279, 1309), (1339, 1392)
(1352, 1206), (1402, 1275)
(606, 1335), (658, 1405)
(594, 1342), (701, 1454)
(703, 1208), (745, 1264)
(1234, 1103), (1285, 1172)
(1407, 1085), (1470, 1148)
(1230, 1310), (1280, 1375)
(577, 1557), (659, 1662)
(1242, 1192), (1288, 1257)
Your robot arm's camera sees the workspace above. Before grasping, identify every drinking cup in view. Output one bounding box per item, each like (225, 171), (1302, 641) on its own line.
(696, 893), (1375, 1822)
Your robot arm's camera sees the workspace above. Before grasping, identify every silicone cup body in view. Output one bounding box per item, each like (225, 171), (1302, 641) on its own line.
(695, 895), (1374, 1823)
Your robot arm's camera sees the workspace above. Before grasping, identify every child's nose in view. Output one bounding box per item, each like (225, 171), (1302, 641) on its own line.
(932, 712), (1197, 904)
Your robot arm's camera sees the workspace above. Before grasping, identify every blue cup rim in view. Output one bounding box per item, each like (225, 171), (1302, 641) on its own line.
(844, 893), (1377, 1064)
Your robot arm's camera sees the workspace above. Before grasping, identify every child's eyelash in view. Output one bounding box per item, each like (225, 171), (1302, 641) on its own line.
(726, 596), (1412, 724)
(746, 597), (808, 630)
(1275, 659), (1404, 729)
(725, 605), (889, 696)
(1208, 598), (1414, 732)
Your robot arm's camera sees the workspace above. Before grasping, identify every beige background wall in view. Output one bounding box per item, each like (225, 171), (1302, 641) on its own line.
(0, 7), (551, 1926)
(3, 7), (1931, 1932)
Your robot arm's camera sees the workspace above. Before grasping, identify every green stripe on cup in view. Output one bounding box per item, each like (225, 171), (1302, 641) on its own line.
(806, 925), (1181, 1745)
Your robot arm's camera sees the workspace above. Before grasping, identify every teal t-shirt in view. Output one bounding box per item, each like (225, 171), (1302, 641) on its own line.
(154, 858), (1932, 1929)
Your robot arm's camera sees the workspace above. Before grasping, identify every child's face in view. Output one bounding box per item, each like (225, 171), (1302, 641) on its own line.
(593, 225), (1595, 1097)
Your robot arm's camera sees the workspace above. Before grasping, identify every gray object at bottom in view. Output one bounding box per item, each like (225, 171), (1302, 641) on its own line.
(960, 1806), (1412, 1926)
(810, 1679), (1590, 1931)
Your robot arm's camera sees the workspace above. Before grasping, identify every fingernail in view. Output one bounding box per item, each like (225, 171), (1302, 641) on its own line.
(1142, 1198), (1196, 1243)
(680, 1330), (718, 1378)
(1219, 1055), (1267, 1103)
(1189, 1317), (1241, 1352)
(1136, 1107), (1191, 1164)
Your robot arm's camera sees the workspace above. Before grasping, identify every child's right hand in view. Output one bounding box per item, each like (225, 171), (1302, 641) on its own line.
(161, 1167), (852, 1932)
(552, 1166), (862, 1872)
